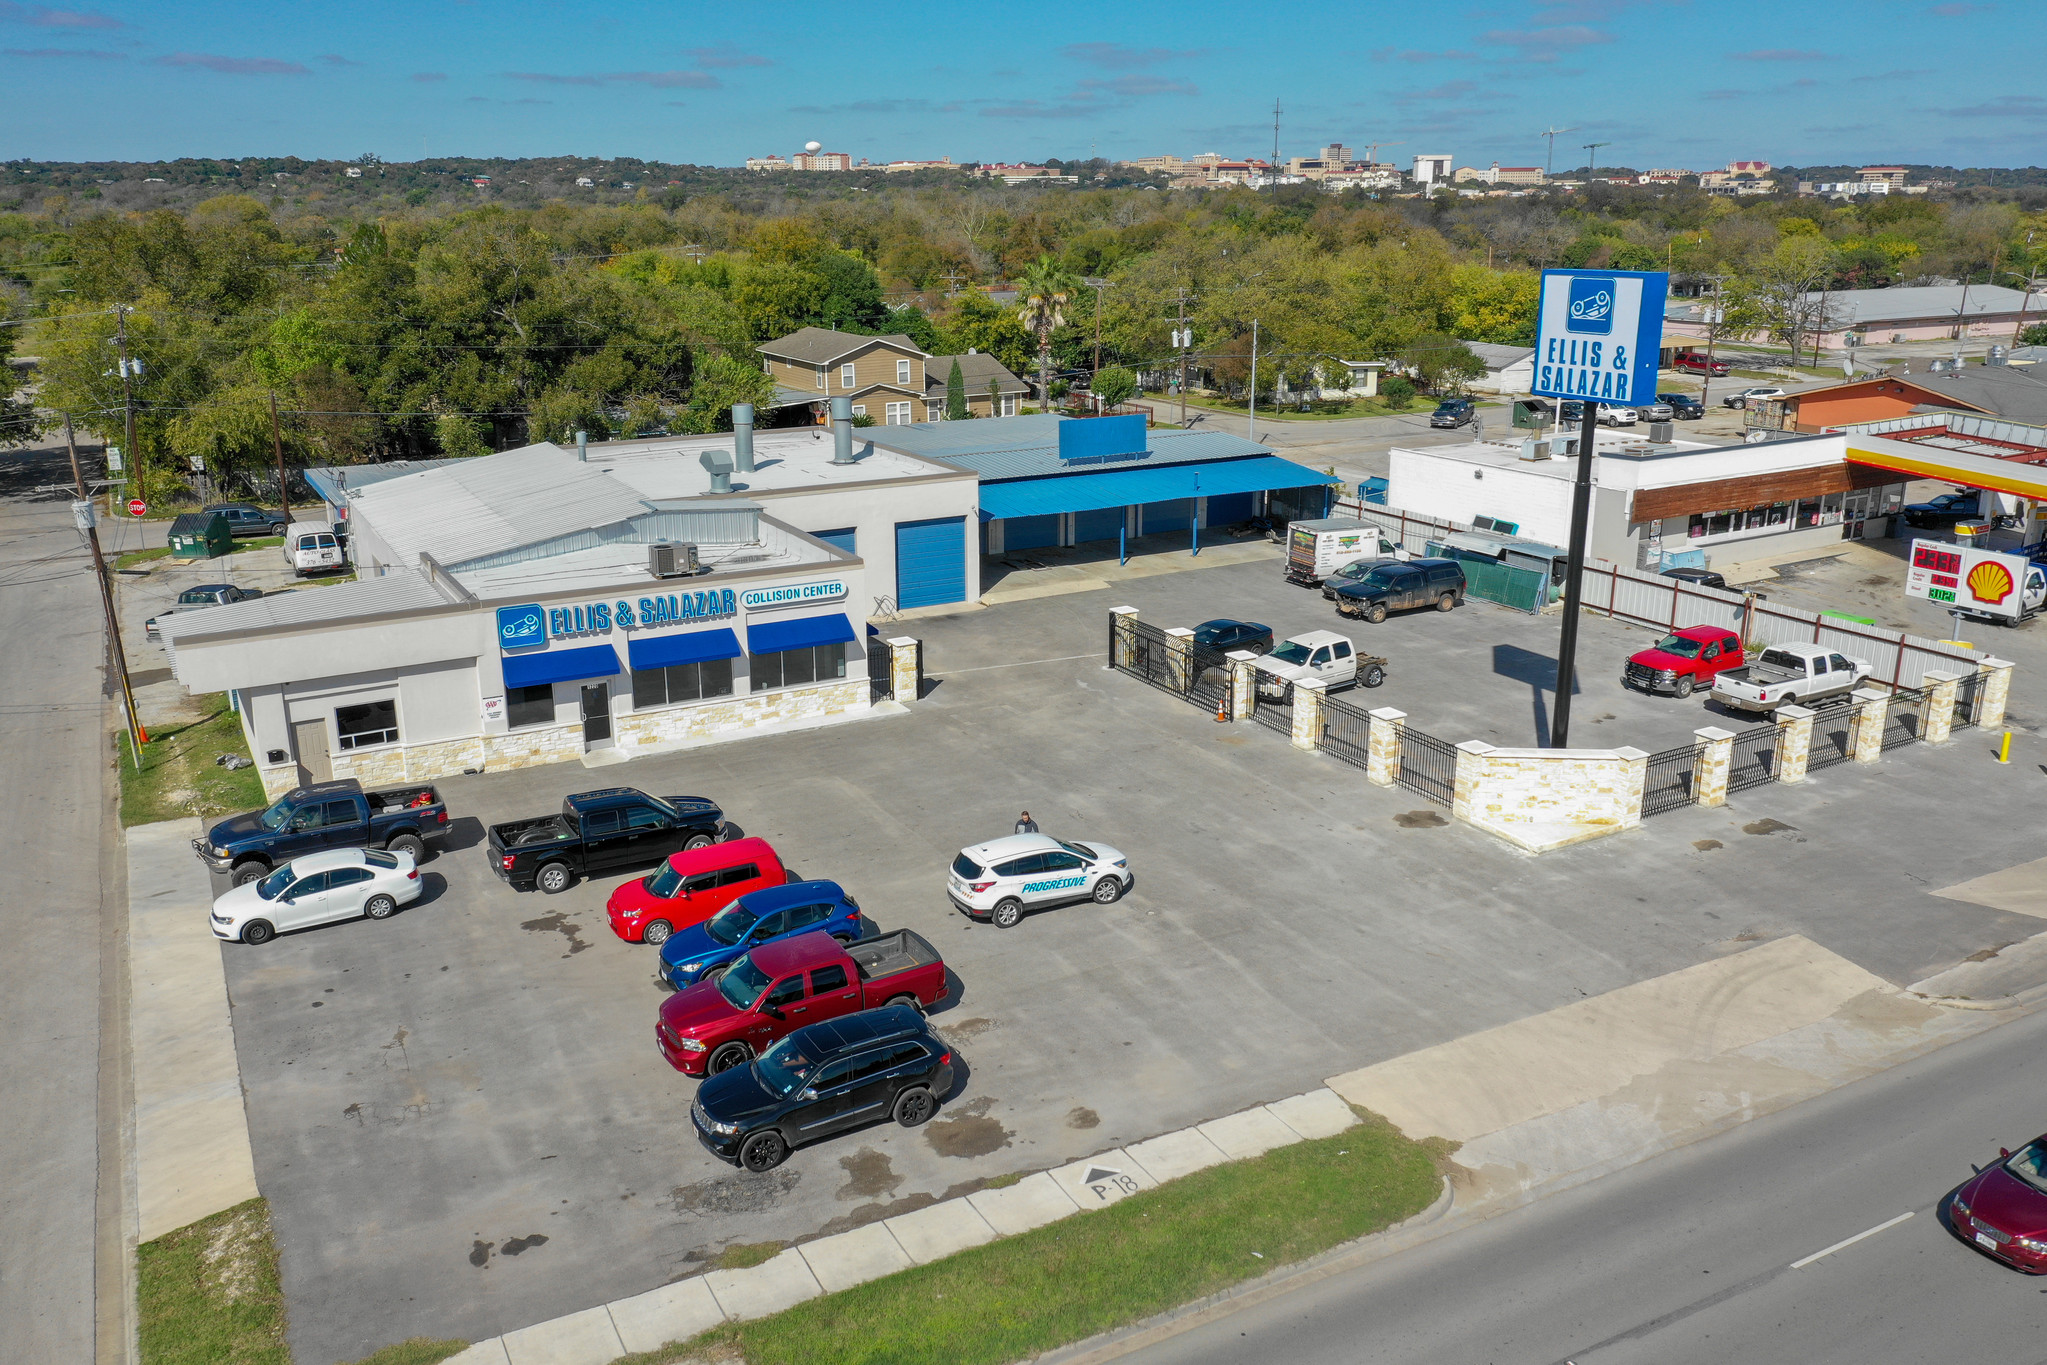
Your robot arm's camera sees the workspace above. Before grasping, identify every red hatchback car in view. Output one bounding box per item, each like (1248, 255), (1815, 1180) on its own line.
(606, 837), (789, 945)
(1951, 1134), (2047, 1273)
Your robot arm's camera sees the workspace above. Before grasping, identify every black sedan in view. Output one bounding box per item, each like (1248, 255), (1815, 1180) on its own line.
(1905, 490), (1983, 529)
(692, 1007), (954, 1172)
(1192, 618), (1273, 653)
(1657, 392), (1705, 419)
(1660, 566), (1727, 590)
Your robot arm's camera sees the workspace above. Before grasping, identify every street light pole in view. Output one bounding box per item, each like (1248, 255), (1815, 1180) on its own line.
(270, 392), (292, 530)
(115, 304), (137, 512)
(1084, 276), (1111, 410)
(66, 413), (147, 765)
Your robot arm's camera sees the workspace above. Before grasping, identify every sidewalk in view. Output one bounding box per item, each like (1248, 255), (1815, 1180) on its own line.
(979, 535), (1283, 605)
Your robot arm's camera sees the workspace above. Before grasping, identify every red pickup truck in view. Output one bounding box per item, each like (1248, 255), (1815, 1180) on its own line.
(1622, 625), (1745, 698)
(656, 929), (948, 1078)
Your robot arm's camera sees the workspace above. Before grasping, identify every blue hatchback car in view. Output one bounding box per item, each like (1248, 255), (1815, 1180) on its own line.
(658, 880), (864, 990)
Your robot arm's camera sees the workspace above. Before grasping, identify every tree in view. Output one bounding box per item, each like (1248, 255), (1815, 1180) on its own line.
(945, 359), (968, 420)
(0, 296), (35, 442)
(2019, 322), (2047, 348)
(1015, 254), (1080, 411)
(1092, 365), (1136, 410)
(1723, 234), (1840, 362)
(1398, 334), (1486, 394)
(937, 291), (1034, 374)
(677, 350), (776, 434)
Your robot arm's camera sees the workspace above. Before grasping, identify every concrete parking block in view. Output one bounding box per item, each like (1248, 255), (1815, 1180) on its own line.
(704, 1250), (824, 1322)
(1124, 1127), (1231, 1184)
(798, 1222), (915, 1293)
(1048, 1149), (1158, 1211)
(442, 1342), (510, 1365)
(966, 1171), (1082, 1236)
(885, 1197), (1000, 1263)
(606, 1276), (726, 1355)
(1199, 1106), (1305, 1160)
(500, 1304), (625, 1365)
(1265, 1088), (1360, 1141)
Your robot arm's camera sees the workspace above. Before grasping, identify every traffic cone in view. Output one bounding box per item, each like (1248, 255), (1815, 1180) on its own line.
(1215, 692), (1229, 723)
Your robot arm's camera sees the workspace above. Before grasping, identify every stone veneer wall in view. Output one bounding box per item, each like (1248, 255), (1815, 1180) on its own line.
(1452, 743), (1648, 854)
(613, 678), (869, 753)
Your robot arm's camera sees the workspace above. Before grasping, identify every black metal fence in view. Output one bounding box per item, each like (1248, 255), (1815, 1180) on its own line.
(1396, 725), (1459, 806)
(1110, 616), (1233, 720)
(1805, 697), (1858, 771)
(1640, 743), (1700, 817)
(1251, 690), (1291, 733)
(866, 637), (894, 703)
(1882, 686), (1926, 750)
(1320, 693), (1372, 769)
(1954, 672), (1984, 727)
(1726, 723), (1782, 793)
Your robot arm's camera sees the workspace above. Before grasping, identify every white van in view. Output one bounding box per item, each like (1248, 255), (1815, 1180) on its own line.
(283, 521), (346, 578)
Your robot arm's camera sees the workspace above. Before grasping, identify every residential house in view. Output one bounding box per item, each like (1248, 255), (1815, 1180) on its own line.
(1765, 358), (2047, 433)
(1459, 342), (1537, 395)
(757, 328), (1027, 423)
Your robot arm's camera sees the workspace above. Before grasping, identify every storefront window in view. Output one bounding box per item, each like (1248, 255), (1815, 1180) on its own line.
(749, 643), (847, 693)
(632, 658), (735, 709)
(506, 684), (554, 729)
(1798, 498), (1822, 527)
(335, 699), (398, 750)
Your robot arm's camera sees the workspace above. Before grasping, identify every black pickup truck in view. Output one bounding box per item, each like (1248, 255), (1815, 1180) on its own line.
(196, 779), (449, 885)
(489, 787), (725, 894)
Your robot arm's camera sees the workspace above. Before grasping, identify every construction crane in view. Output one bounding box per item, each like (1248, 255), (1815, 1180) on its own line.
(1582, 140), (1612, 178)
(1540, 126), (1573, 177)
(1364, 140), (1403, 167)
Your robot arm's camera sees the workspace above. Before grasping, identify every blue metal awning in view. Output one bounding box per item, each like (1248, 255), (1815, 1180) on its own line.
(747, 613), (858, 655)
(976, 456), (1338, 520)
(627, 627), (741, 671)
(501, 644), (621, 688)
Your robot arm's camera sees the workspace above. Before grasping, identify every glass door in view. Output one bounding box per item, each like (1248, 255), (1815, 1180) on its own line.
(580, 683), (613, 747)
(1841, 487), (1877, 540)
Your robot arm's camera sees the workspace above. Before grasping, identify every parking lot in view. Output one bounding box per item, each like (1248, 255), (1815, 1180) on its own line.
(226, 554), (2047, 1365)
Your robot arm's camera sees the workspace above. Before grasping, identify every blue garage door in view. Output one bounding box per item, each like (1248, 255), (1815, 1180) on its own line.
(1140, 498), (1193, 534)
(1205, 492), (1255, 526)
(895, 516), (967, 609)
(812, 526), (856, 555)
(1002, 514), (1061, 551)
(1073, 506), (1125, 544)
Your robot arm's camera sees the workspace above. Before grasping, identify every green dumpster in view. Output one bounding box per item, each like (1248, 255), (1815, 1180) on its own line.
(167, 511), (233, 559)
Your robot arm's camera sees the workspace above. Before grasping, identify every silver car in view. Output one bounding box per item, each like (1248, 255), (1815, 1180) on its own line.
(1635, 401), (1673, 421)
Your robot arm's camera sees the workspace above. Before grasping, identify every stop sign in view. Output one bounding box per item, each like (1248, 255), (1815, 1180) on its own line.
(127, 498), (146, 516)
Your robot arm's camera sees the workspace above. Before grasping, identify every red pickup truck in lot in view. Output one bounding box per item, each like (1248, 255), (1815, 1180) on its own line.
(1622, 625), (1745, 699)
(656, 929), (948, 1078)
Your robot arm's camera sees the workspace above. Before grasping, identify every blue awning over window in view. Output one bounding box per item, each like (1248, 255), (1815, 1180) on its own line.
(627, 627), (742, 671)
(977, 456), (1338, 520)
(501, 644), (621, 688)
(747, 613), (858, 655)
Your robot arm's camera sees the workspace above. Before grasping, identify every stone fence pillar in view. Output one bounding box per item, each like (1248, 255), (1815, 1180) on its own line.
(1849, 687), (1888, 763)
(1975, 657), (2014, 731)
(1451, 740), (1495, 825)
(1775, 704), (1815, 784)
(1163, 627), (1195, 692)
(1291, 678), (1326, 752)
(1110, 606), (1139, 670)
(886, 636), (921, 703)
(1693, 726), (1733, 806)
(1922, 669), (1961, 745)
(1226, 651), (1260, 721)
(1365, 707), (1406, 788)
(1614, 746), (1649, 830)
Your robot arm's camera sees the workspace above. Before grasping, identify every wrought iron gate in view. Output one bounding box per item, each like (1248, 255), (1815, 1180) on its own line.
(1881, 686), (1926, 750)
(1395, 724), (1458, 805)
(1640, 743), (1700, 816)
(1320, 693), (1372, 770)
(867, 637), (894, 702)
(1805, 697), (1858, 771)
(1725, 722), (1782, 793)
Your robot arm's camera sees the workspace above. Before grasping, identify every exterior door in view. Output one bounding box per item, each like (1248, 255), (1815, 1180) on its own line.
(580, 682), (612, 748)
(895, 517), (967, 609)
(1841, 487), (1876, 540)
(276, 871), (333, 930)
(292, 717), (330, 788)
(579, 809), (630, 871)
(318, 866), (376, 924)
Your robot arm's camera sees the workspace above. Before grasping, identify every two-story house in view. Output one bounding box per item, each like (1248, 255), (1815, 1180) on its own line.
(758, 327), (1028, 423)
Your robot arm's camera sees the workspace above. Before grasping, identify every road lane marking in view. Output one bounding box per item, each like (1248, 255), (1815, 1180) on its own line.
(1789, 1211), (1915, 1269)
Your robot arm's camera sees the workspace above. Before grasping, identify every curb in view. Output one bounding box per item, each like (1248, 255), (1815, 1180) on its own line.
(1907, 981), (2047, 1012)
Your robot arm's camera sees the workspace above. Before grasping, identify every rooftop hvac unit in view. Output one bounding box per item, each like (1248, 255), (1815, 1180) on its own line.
(1518, 437), (1551, 461)
(649, 542), (700, 578)
(1648, 421), (1674, 443)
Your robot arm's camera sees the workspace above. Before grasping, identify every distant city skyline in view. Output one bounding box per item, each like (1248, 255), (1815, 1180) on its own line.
(0, 0), (2034, 169)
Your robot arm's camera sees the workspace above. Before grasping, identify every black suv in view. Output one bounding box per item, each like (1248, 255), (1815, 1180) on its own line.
(1657, 392), (1704, 419)
(1904, 490), (1982, 529)
(203, 502), (287, 538)
(1332, 557), (1466, 622)
(1429, 398), (1476, 428)
(693, 1006), (954, 1172)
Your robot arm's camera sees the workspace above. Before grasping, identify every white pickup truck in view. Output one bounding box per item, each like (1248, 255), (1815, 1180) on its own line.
(1710, 642), (1871, 715)
(1253, 630), (1387, 700)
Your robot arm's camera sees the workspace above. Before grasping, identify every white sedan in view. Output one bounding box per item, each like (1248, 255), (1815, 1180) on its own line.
(946, 833), (1132, 929)
(211, 847), (422, 944)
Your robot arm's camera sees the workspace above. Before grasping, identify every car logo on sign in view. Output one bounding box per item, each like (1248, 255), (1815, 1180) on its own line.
(496, 603), (548, 648)
(1566, 276), (1616, 334)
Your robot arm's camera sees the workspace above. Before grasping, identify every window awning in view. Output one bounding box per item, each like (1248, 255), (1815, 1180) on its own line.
(627, 627), (742, 671)
(977, 456), (1338, 521)
(747, 613), (858, 655)
(501, 644), (621, 688)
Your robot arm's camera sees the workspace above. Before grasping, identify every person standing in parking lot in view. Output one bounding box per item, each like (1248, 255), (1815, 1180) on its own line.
(1015, 811), (1038, 834)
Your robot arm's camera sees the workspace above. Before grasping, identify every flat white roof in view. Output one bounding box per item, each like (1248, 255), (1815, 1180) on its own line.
(588, 428), (965, 500)
(1392, 431), (1856, 492)
(451, 519), (842, 601)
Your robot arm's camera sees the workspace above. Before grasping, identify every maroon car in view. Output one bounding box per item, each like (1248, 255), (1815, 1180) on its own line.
(1950, 1134), (2047, 1273)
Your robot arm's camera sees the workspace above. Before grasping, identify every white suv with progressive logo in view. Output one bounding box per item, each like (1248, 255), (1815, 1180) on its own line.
(947, 834), (1132, 928)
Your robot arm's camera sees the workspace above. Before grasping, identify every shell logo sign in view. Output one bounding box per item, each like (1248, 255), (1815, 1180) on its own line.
(1967, 559), (2016, 605)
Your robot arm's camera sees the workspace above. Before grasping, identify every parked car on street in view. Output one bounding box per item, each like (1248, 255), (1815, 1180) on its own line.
(608, 837), (788, 945)
(1333, 558), (1467, 623)
(1635, 400), (1674, 422)
(1673, 353), (1732, 376)
(659, 880), (865, 990)
(1905, 490), (1983, 529)
(1254, 630), (1385, 698)
(1661, 566), (1729, 590)
(947, 833), (1132, 927)
(1722, 386), (1786, 410)
(1429, 397), (1476, 428)
(197, 779), (447, 886)
(283, 520), (348, 577)
(1623, 626), (1745, 699)
(1710, 642), (1871, 714)
(1596, 403), (1639, 427)
(488, 787), (725, 895)
(202, 502), (287, 538)
(210, 847), (423, 944)
(1323, 557), (1400, 599)
(656, 930), (948, 1077)
(1949, 1132), (2047, 1274)
(1191, 619), (1273, 654)
(1659, 392), (1706, 419)
(146, 583), (262, 640)
(689, 1004), (955, 1171)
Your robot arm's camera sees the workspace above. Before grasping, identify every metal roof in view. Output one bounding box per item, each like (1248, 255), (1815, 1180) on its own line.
(156, 568), (455, 642)
(1800, 284), (2035, 326)
(348, 444), (653, 566)
(446, 503), (763, 571)
(757, 328), (925, 365)
(977, 456), (1337, 519)
(303, 460), (463, 505)
(871, 414), (1273, 480)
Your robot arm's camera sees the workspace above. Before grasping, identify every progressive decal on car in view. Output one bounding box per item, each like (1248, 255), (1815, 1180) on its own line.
(1022, 876), (1086, 893)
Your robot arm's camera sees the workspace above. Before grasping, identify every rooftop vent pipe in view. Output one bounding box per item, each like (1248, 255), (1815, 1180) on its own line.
(732, 402), (756, 472)
(700, 448), (734, 494)
(830, 395), (855, 465)
(576, 429), (588, 462)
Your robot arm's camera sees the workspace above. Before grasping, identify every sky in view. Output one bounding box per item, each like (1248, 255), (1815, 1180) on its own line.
(0, 0), (2039, 170)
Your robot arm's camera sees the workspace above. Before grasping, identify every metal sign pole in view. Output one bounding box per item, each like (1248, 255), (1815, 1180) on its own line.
(1550, 404), (1601, 747)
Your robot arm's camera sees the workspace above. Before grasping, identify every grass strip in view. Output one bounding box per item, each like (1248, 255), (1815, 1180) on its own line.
(668, 1114), (1441, 1365)
(347, 1340), (471, 1365)
(118, 690), (266, 827)
(138, 1199), (288, 1365)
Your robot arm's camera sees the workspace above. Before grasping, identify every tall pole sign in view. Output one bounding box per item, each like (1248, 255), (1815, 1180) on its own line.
(1530, 267), (1669, 748)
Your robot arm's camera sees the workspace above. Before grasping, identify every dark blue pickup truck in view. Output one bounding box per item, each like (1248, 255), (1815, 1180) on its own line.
(195, 778), (449, 886)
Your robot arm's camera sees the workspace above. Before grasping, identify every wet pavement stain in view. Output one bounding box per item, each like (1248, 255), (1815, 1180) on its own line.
(520, 911), (591, 956)
(670, 1168), (802, 1216)
(469, 1240), (494, 1268)
(940, 1017), (996, 1040)
(500, 1234), (549, 1256)
(1692, 839), (1723, 852)
(1394, 810), (1447, 829)
(1742, 818), (1801, 839)
(836, 1148), (902, 1201)
(926, 1096), (1012, 1159)
(1065, 1106), (1100, 1130)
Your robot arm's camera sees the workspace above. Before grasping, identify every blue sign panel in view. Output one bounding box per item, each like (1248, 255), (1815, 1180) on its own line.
(496, 602), (547, 651)
(1057, 414), (1150, 465)
(1530, 268), (1669, 408)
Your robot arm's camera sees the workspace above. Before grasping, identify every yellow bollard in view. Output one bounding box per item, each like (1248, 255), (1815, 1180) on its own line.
(1997, 730), (2013, 764)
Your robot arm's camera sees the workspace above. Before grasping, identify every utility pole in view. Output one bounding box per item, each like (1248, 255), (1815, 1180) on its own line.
(269, 391), (291, 529)
(1271, 99), (1282, 171)
(114, 304), (137, 515)
(1083, 277), (1112, 403)
(66, 414), (147, 765)
(1247, 319), (1259, 440)
(1699, 273), (1726, 411)
(2008, 231), (2038, 345)
(1170, 288), (1196, 426)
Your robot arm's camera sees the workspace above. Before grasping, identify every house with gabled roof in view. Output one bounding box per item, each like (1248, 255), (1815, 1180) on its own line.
(757, 326), (1028, 423)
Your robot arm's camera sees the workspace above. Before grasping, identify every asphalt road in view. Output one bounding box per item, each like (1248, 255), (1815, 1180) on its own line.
(0, 442), (120, 1363)
(1115, 1004), (2047, 1365)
